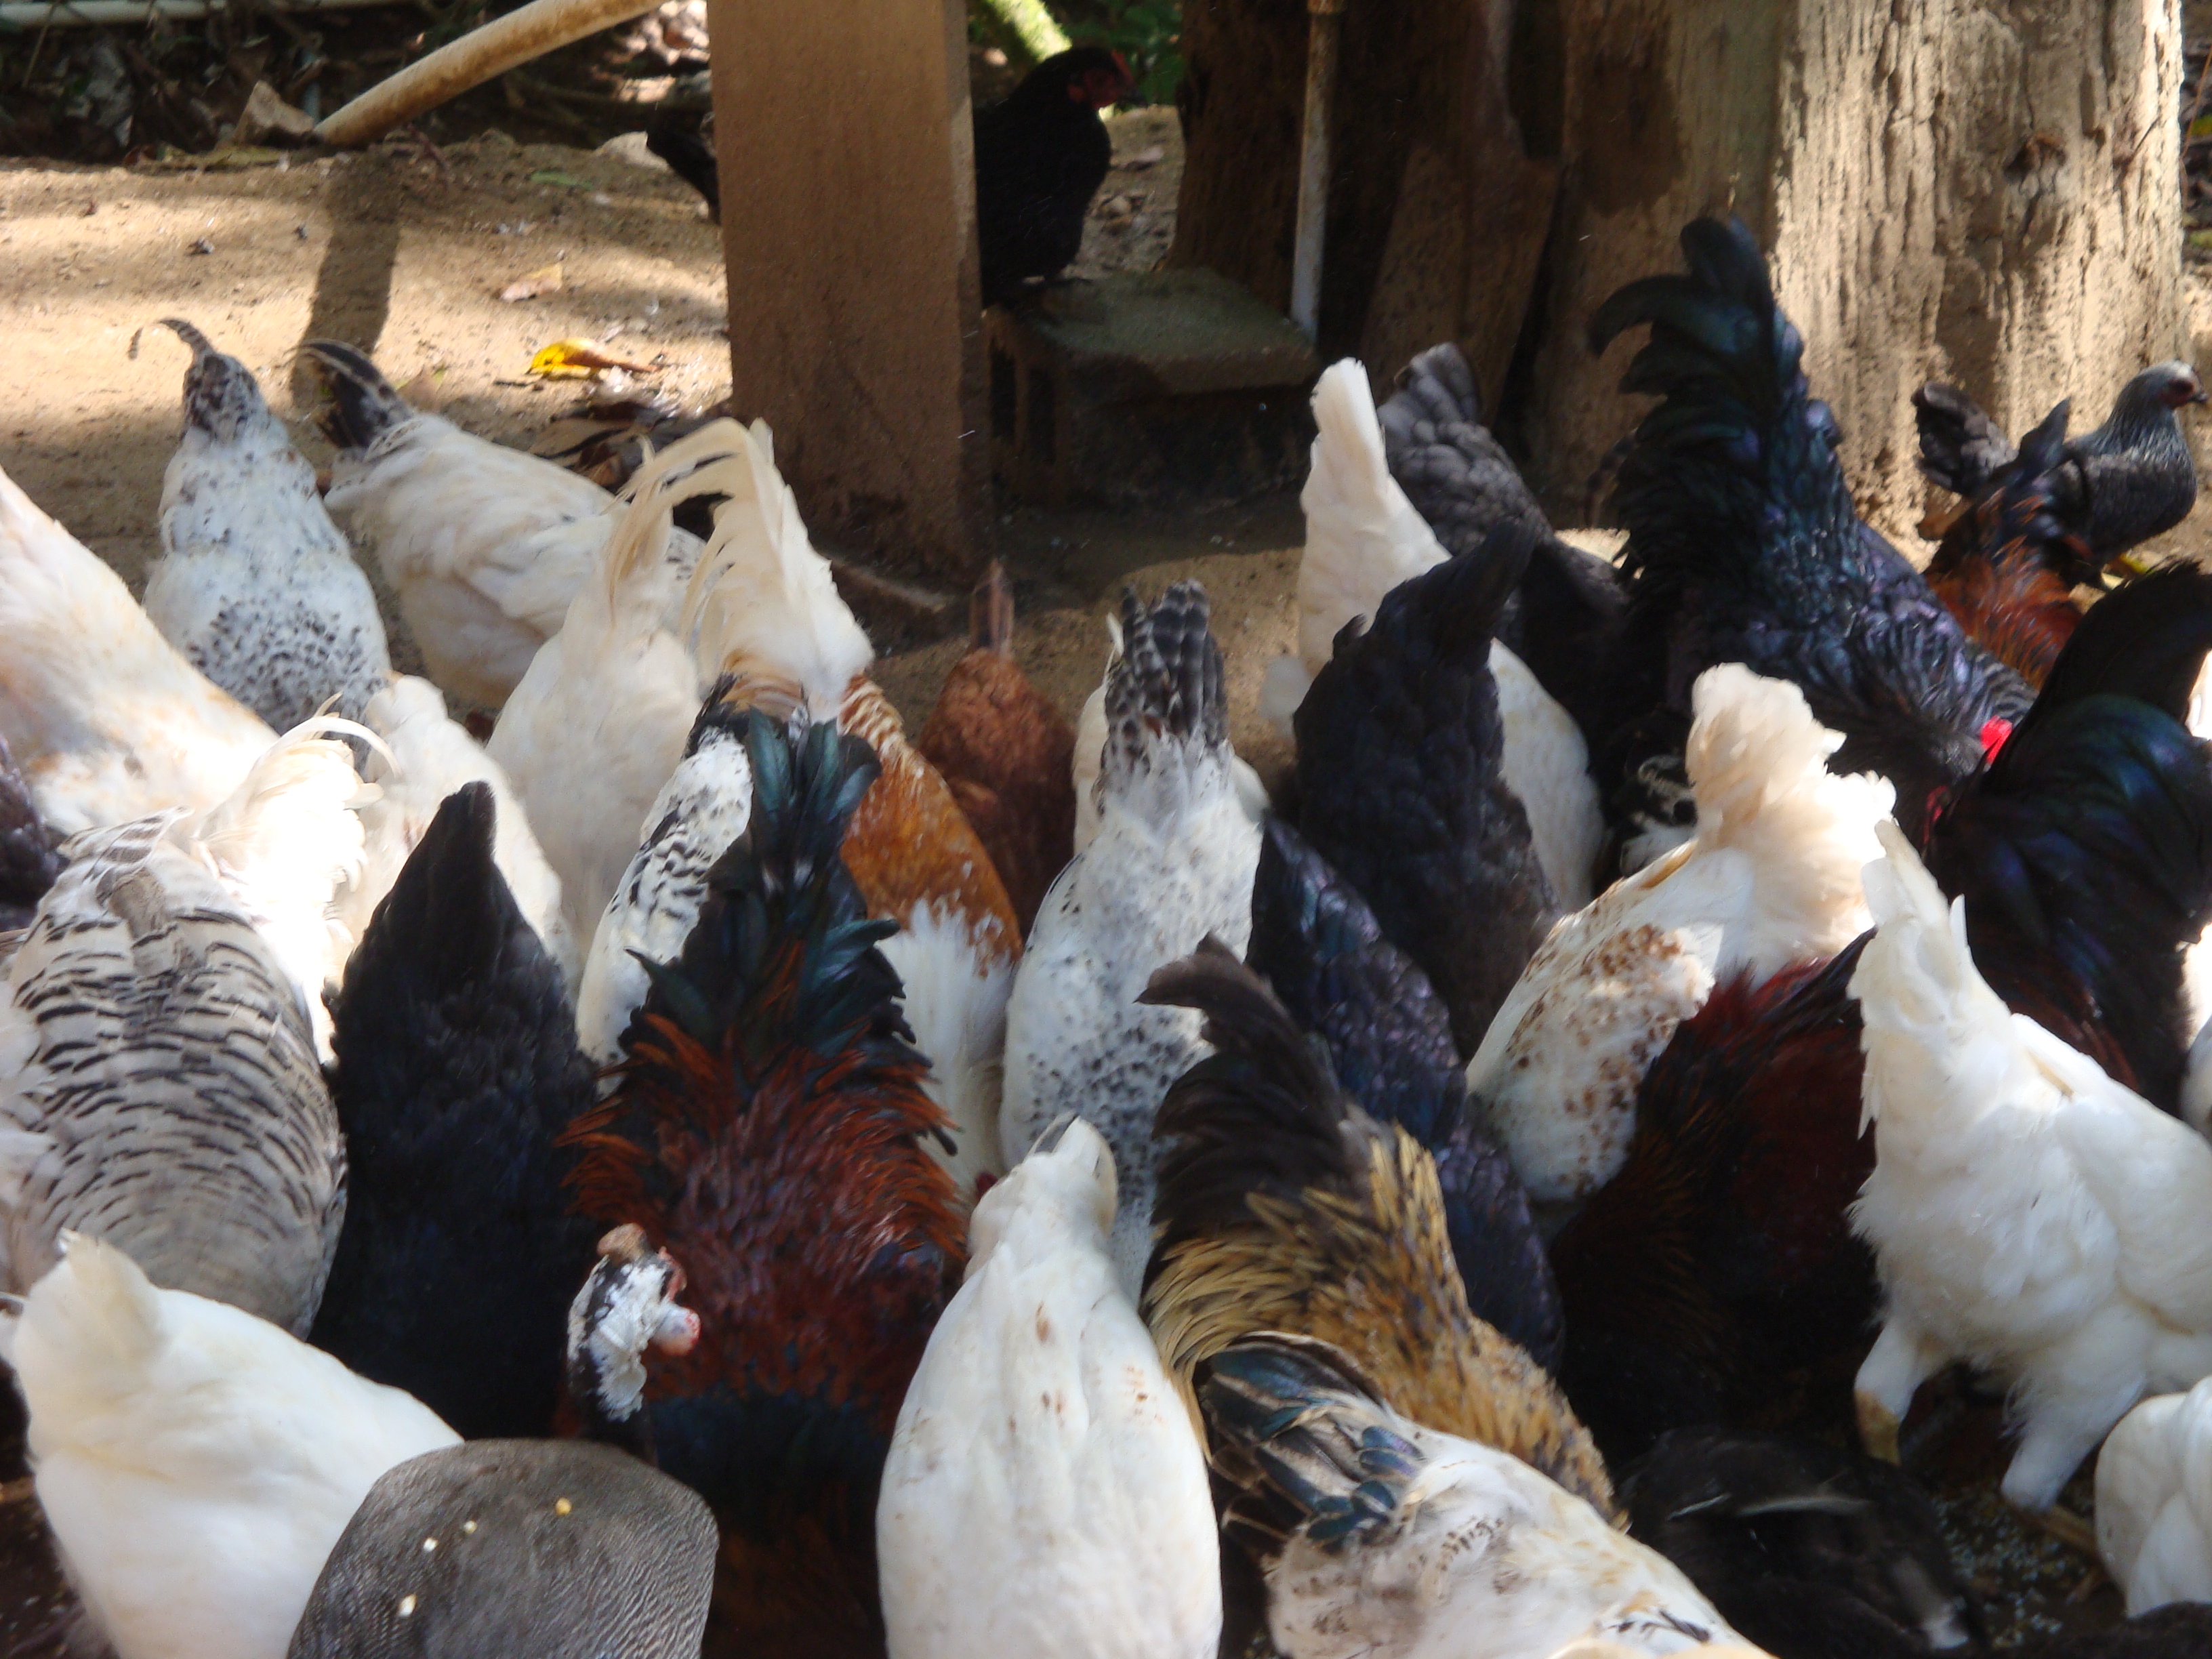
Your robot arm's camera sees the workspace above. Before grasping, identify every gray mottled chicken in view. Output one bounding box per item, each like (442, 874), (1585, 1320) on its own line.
(142, 321), (391, 729)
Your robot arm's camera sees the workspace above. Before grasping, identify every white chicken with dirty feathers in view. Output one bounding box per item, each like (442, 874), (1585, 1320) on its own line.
(303, 337), (701, 709)
(0, 459), (275, 835)
(878, 1117), (1221, 1659)
(1850, 819), (2212, 1515)
(1256, 359), (1602, 909)
(0, 1233), (457, 1659)
(2095, 1375), (2212, 1614)
(343, 675), (575, 988)
(490, 423), (745, 951)
(576, 701), (753, 1069)
(1003, 581), (1261, 1296)
(0, 817), (344, 1338)
(142, 321), (391, 729)
(1469, 665), (1891, 1211)
(1205, 1336), (1742, 1659)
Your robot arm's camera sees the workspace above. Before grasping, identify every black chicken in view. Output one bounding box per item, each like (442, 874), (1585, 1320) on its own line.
(1916, 360), (2205, 565)
(1588, 216), (2032, 846)
(1378, 342), (1628, 742)
(645, 99), (718, 222)
(1292, 520), (1558, 1056)
(1244, 815), (1561, 1371)
(312, 783), (600, 1439)
(975, 46), (1132, 304)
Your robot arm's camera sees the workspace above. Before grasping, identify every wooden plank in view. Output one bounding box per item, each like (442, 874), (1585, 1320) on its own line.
(708, 0), (989, 579)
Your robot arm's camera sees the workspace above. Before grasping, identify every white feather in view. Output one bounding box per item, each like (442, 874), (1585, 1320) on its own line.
(880, 903), (1015, 1202)
(2096, 1377), (2212, 1614)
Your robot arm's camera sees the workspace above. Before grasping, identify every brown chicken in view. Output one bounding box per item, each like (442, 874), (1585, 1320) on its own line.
(914, 563), (1077, 935)
(1140, 939), (1612, 1514)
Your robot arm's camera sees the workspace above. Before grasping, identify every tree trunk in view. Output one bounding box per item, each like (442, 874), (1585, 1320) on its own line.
(1171, 0), (2184, 540)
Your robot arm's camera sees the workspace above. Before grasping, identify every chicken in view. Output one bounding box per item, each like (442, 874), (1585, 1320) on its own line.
(2095, 1374), (2212, 1616)
(0, 457), (274, 834)
(1468, 665), (1891, 1214)
(0, 732), (64, 930)
(1914, 361), (2204, 566)
(311, 783), (599, 1440)
(1000, 581), (1262, 1292)
(490, 422), (732, 949)
(1621, 1428), (1981, 1659)
(975, 47), (1132, 304)
(1925, 564), (2212, 1113)
(342, 674), (574, 987)
(289, 1439), (718, 1659)
(1248, 813), (1561, 1370)
(141, 319), (391, 728)
(1201, 1333), (1736, 1659)
(302, 338), (701, 708)
(0, 815), (343, 1336)
(1263, 359), (1604, 910)
(1547, 943), (1875, 1465)
(1588, 217), (2028, 847)
(1849, 821), (2212, 1524)
(0, 1233), (460, 1659)
(1919, 398), (2097, 687)
(914, 562), (1077, 935)
(1377, 340), (1629, 746)
(647, 97), (720, 220)
(562, 713), (964, 1659)
(877, 1116), (1221, 1659)
(1294, 521), (1559, 1056)
(1141, 942), (1611, 1513)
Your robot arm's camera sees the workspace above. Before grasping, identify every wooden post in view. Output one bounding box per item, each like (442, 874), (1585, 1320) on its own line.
(708, 0), (989, 580)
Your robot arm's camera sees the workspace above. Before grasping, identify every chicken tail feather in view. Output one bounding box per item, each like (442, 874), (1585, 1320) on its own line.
(299, 339), (415, 455)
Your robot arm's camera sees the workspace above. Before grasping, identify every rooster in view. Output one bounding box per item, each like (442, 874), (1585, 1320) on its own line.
(1247, 813), (1561, 1370)
(312, 783), (599, 1440)
(562, 713), (964, 1659)
(975, 47), (1133, 304)
(1588, 217), (2030, 847)
(1201, 1334), (1736, 1659)
(1141, 941), (1611, 1513)
(1915, 360), (2204, 567)
(303, 339), (702, 709)
(1468, 665), (1891, 1215)
(914, 562), (1077, 935)
(1850, 821), (2212, 1541)
(1294, 521), (1559, 1056)
(1000, 581), (1261, 1292)
(141, 319), (391, 729)
(1263, 359), (1605, 910)
(0, 459), (274, 834)
(1919, 398), (2098, 687)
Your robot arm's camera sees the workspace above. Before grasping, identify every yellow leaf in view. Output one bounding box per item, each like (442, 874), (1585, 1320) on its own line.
(527, 339), (660, 379)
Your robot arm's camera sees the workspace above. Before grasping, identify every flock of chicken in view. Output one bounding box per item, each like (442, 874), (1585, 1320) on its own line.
(7, 212), (2212, 1659)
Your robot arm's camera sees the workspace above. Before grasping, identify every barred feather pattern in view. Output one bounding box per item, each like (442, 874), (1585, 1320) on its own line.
(0, 817), (344, 1336)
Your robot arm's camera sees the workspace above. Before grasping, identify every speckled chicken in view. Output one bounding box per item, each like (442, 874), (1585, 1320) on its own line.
(312, 783), (598, 1440)
(1294, 520), (1559, 1057)
(914, 563), (1077, 935)
(1915, 360), (2204, 566)
(142, 320), (390, 729)
(1142, 942), (1611, 1513)
(1000, 581), (1261, 1292)
(1247, 814), (1561, 1370)
(1202, 1333), (1736, 1659)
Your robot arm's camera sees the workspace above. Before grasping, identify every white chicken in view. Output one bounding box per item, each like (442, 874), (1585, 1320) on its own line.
(344, 674), (574, 987)
(0, 816), (344, 1336)
(1257, 359), (1602, 909)
(302, 339), (700, 709)
(1202, 1332), (1748, 1659)
(1002, 581), (1262, 1294)
(142, 321), (391, 729)
(490, 424), (734, 950)
(0, 1232), (459, 1659)
(1850, 819), (2212, 1525)
(1467, 664), (1892, 1212)
(0, 458), (274, 834)
(2096, 1375), (2212, 1614)
(877, 1117), (1221, 1659)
